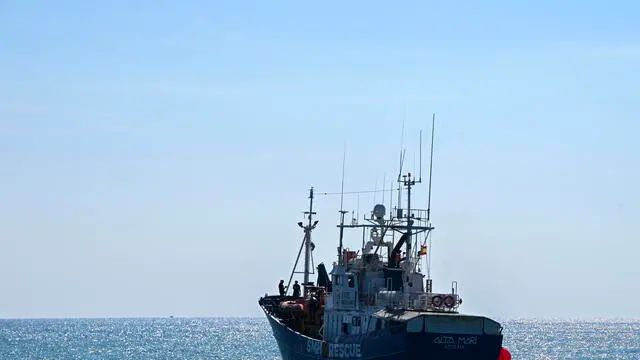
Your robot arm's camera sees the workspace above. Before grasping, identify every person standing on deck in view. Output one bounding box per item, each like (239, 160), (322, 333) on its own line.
(278, 280), (286, 296)
(292, 281), (301, 297)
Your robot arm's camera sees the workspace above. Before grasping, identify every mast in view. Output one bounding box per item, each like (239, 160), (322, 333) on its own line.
(303, 187), (316, 292)
(426, 114), (436, 281)
(288, 188), (318, 296)
(402, 173), (416, 260)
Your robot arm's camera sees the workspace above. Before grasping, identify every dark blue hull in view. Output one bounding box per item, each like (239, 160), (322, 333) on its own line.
(262, 307), (503, 360)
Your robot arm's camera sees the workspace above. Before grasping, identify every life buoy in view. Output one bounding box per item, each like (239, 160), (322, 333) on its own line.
(431, 295), (443, 307)
(444, 295), (456, 308)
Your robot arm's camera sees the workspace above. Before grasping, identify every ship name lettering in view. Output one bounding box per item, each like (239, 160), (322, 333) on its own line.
(432, 336), (455, 345)
(306, 339), (322, 355)
(328, 343), (362, 358)
(432, 335), (478, 350)
(457, 336), (477, 345)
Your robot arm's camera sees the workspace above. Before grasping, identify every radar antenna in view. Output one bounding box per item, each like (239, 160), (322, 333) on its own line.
(338, 146), (347, 260)
(427, 113), (435, 222)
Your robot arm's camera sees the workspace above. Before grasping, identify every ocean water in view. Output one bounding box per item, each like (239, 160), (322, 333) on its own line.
(0, 318), (638, 359)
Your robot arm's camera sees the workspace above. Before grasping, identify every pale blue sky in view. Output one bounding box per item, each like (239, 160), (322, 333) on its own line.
(1, 1), (638, 319)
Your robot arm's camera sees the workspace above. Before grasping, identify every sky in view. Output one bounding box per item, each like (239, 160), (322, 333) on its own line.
(1, 0), (639, 319)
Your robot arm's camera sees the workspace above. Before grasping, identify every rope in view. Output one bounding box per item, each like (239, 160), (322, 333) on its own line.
(317, 188), (400, 196)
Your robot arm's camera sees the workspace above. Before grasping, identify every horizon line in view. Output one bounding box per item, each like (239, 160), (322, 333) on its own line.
(1, 316), (639, 322)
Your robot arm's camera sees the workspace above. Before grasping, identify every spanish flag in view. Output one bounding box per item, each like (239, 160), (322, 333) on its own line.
(420, 245), (427, 256)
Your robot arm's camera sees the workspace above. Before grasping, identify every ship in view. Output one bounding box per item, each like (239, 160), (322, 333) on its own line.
(259, 117), (512, 360)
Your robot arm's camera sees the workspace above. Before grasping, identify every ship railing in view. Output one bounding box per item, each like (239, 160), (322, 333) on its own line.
(373, 291), (461, 312)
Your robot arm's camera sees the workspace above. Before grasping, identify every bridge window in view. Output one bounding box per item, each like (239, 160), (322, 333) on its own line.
(425, 316), (484, 335)
(388, 320), (406, 334)
(407, 317), (423, 333)
(483, 318), (502, 335)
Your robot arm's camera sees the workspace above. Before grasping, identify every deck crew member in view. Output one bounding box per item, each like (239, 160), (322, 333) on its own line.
(278, 280), (285, 296)
(292, 281), (301, 297)
(393, 251), (401, 266)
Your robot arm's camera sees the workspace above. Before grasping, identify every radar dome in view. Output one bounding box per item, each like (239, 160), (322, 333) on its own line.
(373, 204), (386, 219)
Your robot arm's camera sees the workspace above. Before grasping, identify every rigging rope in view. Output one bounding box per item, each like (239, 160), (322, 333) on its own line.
(317, 188), (400, 196)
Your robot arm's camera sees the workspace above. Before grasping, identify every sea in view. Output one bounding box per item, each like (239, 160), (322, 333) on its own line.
(0, 318), (638, 359)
